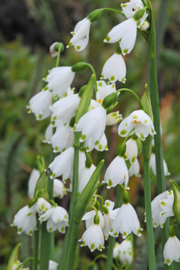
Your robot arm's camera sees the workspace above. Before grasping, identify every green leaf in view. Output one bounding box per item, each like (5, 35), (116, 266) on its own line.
(74, 160), (104, 223)
(141, 84), (153, 122)
(7, 243), (21, 270)
(170, 180), (180, 226)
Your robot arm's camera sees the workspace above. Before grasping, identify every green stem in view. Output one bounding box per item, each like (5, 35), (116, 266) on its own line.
(93, 254), (118, 270)
(39, 223), (51, 270)
(102, 8), (124, 17)
(59, 132), (81, 270)
(85, 63), (98, 93)
(105, 185), (122, 270)
(147, 2), (172, 269)
(32, 219), (39, 270)
(116, 88), (144, 109)
(56, 46), (61, 67)
(142, 135), (156, 270)
(16, 258), (34, 270)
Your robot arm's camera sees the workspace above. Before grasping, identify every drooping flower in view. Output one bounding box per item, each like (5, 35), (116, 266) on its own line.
(51, 94), (81, 126)
(124, 138), (138, 164)
(106, 112), (123, 126)
(49, 42), (59, 57)
(163, 236), (180, 265)
(44, 67), (75, 99)
(82, 209), (104, 229)
(110, 203), (142, 238)
(49, 260), (58, 270)
(27, 90), (52, 120)
(28, 169), (40, 199)
(42, 124), (53, 144)
(113, 242), (121, 258)
(95, 133), (108, 152)
(101, 53), (126, 83)
(103, 200), (118, 240)
(12, 260), (29, 270)
(96, 80), (116, 103)
(129, 158), (141, 177)
(104, 156), (129, 189)
(36, 198), (52, 215)
(53, 179), (67, 198)
(48, 147), (74, 180)
(11, 205), (37, 236)
(67, 18), (91, 52)
(118, 110), (156, 141)
(119, 238), (133, 265)
(121, 0), (144, 19)
(78, 164), (96, 194)
(73, 105), (107, 147)
(51, 122), (74, 153)
(39, 206), (69, 233)
(79, 223), (105, 252)
(150, 153), (170, 176)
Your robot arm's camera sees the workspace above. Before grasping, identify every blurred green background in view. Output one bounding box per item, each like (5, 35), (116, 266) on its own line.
(0, 0), (180, 269)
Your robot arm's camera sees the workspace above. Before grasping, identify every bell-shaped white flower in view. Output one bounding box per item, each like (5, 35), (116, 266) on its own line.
(82, 210), (104, 229)
(49, 42), (59, 57)
(42, 123), (53, 144)
(96, 80), (116, 104)
(140, 21), (149, 31)
(95, 133), (108, 152)
(129, 158), (141, 177)
(79, 223), (105, 252)
(48, 147), (74, 180)
(121, 0), (144, 19)
(27, 90), (52, 120)
(118, 110), (156, 141)
(12, 260), (29, 270)
(104, 156), (129, 189)
(28, 169), (40, 199)
(51, 122), (74, 153)
(103, 200), (118, 240)
(78, 164), (96, 194)
(67, 18), (91, 52)
(124, 138), (138, 164)
(163, 236), (180, 265)
(11, 205), (37, 236)
(37, 198), (52, 215)
(110, 203), (142, 238)
(51, 94), (80, 125)
(49, 260), (58, 270)
(44, 67), (75, 99)
(39, 206), (69, 233)
(113, 242), (121, 258)
(74, 105), (107, 147)
(149, 190), (174, 228)
(150, 153), (170, 176)
(101, 53), (126, 82)
(53, 179), (67, 198)
(119, 238), (133, 265)
(106, 112), (123, 126)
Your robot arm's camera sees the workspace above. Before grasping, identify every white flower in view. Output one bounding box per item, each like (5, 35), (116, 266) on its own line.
(51, 94), (80, 126)
(96, 80), (116, 103)
(129, 158), (141, 177)
(163, 236), (180, 265)
(12, 205), (37, 236)
(124, 138), (138, 164)
(121, 0), (144, 19)
(44, 67), (75, 99)
(39, 206), (69, 233)
(51, 122), (74, 153)
(74, 105), (107, 147)
(119, 238), (133, 265)
(104, 156), (129, 189)
(103, 200), (118, 240)
(140, 21), (149, 31)
(36, 198), (52, 215)
(150, 153), (170, 176)
(49, 42), (59, 57)
(113, 242), (121, 258)
(78, 164), (96, 194)
(79, 223), (105, 251)
(101, 53), (126, 82)
(82, 210), (104, 229)
(42, 124), (53, 144)
(28, 169), (40, 199)
(48, 147), (74, 180)
(27, 90), (52, 120)
(110, 203), (142, 238)
(49, 260), (58, 270)
(67, 18), (91, 51)
(118, 110), (156, 141)
(106, 112), (123, 126)
(149, 190), (174, 228)
(95, 133), (108, 152)
(12, 260), (29, 270)
(53, 179), (67, 198)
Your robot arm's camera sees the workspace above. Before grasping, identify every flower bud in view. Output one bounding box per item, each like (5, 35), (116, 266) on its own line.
(102, 92), (118, 109)
(71, 62), (88, 72)
(170, 180), (180, 226)
(87, 9), (103, 22)
(133, 8), (146, 22)
(122, 190), (129, 204)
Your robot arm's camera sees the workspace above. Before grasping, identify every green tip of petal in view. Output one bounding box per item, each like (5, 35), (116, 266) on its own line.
(110, 75), (115, 81)
(104, 36), (111, 42)
(108, 179), (113, 187)
(120, 129), (127, 135)
(90, 243), (95, 251)
(98, 82), (103, 87)
(76, 45), (81, 50)
(123, 49), (128, 54)
(61, 227), (65, 233)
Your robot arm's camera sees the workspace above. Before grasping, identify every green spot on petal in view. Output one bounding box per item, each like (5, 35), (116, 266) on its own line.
(54, 146), (58, 152)
(123, 49), (128, 54)
(140, 133), (145, 140)
(52, 115), (57, 120)
(61, 227), (65, 233)
(27, 212), (32, 216)
(131, 156), (136, 163)
(43, 86), (49, 91)
(151, 128), (155, 134)
(18, 227), (22, 233)
(120, 129), (127, 135)
(91, 243), (95, 251)
(51, 173), (56, 178)
(49, 228), (52, 232)
(144, 119), (148, 123)
(160, 201), (166, 206)
(114, 232), (118, 236)
(98, 82), (103, 87)
(64, 214), (67, 219)
(110, 75), (115, 81)
(106, 202), (110, 207)
(123, 232), (127, 238)
(105, 36), (110, 42)
(108, 179), (113, 187)
(95, 140), (99, 146)
(99, 144), (103, 150)
(80, 134), (86, 141)
(38, 114), (42, 119)
(166, 258), (171, 265)
(76, 45), (81, 50)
